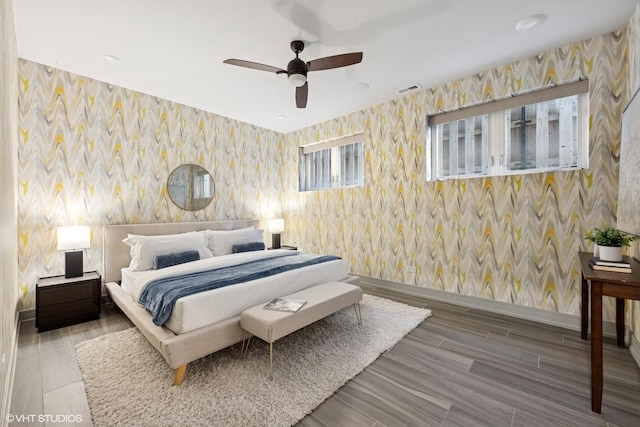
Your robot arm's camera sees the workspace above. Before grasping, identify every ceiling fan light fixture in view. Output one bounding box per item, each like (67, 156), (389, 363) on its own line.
(288, 73), (307, 87)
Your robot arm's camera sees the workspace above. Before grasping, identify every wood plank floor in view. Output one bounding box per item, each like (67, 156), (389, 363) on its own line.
(9, 287), (640, 426)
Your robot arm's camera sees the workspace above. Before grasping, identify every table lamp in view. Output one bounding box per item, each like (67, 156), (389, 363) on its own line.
(268, 219), (284, 249)
(57, 226), (90, 278)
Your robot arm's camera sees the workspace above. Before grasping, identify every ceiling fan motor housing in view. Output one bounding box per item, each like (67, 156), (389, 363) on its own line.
(287, 57), (307, 78)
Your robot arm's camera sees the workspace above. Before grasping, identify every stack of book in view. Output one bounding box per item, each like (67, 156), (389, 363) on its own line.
(589, 257), (632, 273)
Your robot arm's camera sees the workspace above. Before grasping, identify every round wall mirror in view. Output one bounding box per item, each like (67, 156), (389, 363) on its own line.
(167, 164), (215, 211)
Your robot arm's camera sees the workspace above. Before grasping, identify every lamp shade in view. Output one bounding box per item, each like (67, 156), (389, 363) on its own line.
(57, 226), (90, 251)
(268, 219), (285, 234)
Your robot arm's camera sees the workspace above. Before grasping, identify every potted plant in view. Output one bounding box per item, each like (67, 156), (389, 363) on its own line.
(584, 225), (639, 261)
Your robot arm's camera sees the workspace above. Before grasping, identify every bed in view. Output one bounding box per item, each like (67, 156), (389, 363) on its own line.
(104, 220), (351, 385)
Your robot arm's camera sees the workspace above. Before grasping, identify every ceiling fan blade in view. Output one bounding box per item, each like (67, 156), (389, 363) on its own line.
(296, 82), (308, 108)
(223, 59), (286, 74)
(307, 52), (363, 72)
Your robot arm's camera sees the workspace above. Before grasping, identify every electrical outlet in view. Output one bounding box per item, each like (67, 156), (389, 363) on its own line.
(406, 266), (416, 273)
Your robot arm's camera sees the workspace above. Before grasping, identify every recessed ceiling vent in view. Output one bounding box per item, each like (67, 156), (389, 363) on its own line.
(397, 83), (422, 94)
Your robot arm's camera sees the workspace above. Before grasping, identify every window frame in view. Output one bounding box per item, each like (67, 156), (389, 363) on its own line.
(426, 80), (589, 181)
(299, 133), (364, 192)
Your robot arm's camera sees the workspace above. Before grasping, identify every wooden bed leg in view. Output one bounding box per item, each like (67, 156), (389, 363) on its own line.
(173, 365), (187, 386)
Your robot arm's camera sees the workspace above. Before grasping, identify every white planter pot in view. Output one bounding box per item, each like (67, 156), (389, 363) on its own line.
(597, 245), (623, 262)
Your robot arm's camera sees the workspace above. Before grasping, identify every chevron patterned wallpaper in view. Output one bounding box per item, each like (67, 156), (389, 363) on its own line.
(286, 30), (628, 322)
(626, 4), (640, 343)
(17, 62), (286, 308)
(17, 26), (630, 327)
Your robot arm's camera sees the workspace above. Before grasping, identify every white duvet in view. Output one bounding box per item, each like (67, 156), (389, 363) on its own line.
(120, 250), (349, 334)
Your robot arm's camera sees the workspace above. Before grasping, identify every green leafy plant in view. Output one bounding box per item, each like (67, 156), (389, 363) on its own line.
(584, 225), (640, 247)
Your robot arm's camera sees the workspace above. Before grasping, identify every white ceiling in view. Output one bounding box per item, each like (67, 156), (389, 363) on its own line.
(12, 0), (638, 134)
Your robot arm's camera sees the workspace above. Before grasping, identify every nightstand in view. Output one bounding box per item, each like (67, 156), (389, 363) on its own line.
(268, 245), (298, 250)
(36, 271), (101, 332)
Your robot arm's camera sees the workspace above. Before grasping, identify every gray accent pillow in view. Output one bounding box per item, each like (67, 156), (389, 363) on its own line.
(153, 250), (200, 269)
(232, 242), (266, 254)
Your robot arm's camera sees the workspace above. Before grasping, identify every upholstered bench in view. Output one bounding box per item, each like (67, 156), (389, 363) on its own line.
(240, 281), (363, 378)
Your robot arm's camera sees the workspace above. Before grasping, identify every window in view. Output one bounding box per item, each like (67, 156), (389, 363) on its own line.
(338, 142), (363, 187)
(301, 148), (332, 190)
(505, 95), (583, 171)
(430, 115), (489, 179)
(299, 134), (364, 191)
(427, 80), (589, 181)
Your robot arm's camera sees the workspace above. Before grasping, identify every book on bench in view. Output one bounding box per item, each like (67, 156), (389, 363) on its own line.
(263, 298), (307, 312)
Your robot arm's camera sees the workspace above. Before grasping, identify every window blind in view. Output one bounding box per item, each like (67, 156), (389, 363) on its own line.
(427, 79), (589, 126)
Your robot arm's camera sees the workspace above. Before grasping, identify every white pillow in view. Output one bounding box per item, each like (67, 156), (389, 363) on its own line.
(201, 226), (253, 253)
(123, 231), (213, 271)
(204, 228), (264, 256)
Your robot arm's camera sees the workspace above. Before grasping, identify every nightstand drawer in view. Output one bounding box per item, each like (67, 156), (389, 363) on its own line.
(38, 299), (99, 325)
(38, 281), (96, 306)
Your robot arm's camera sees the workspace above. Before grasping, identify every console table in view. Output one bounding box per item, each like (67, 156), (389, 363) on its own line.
(578, 251), (640, 413)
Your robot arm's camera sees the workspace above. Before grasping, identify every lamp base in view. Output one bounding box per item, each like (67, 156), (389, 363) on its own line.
(272, 234), (281, 250)
(65, 251), (83, 278)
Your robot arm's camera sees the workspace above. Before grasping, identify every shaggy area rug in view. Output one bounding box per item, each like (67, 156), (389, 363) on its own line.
(76, 294), (431, 427)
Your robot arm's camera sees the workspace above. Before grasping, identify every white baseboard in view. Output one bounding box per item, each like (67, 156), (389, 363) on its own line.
(354, 274), (618, 338)
(1, 311), (19, 427)
(17, 308), (34, 322)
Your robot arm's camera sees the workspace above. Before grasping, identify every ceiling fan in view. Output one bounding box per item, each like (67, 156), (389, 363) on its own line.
(223, 40), (363, 108)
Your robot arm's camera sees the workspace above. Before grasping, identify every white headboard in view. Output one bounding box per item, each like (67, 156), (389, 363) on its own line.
(104, 219), (261, 283)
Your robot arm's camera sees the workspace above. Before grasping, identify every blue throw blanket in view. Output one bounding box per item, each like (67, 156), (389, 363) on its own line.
(138, 252), (341, 326)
